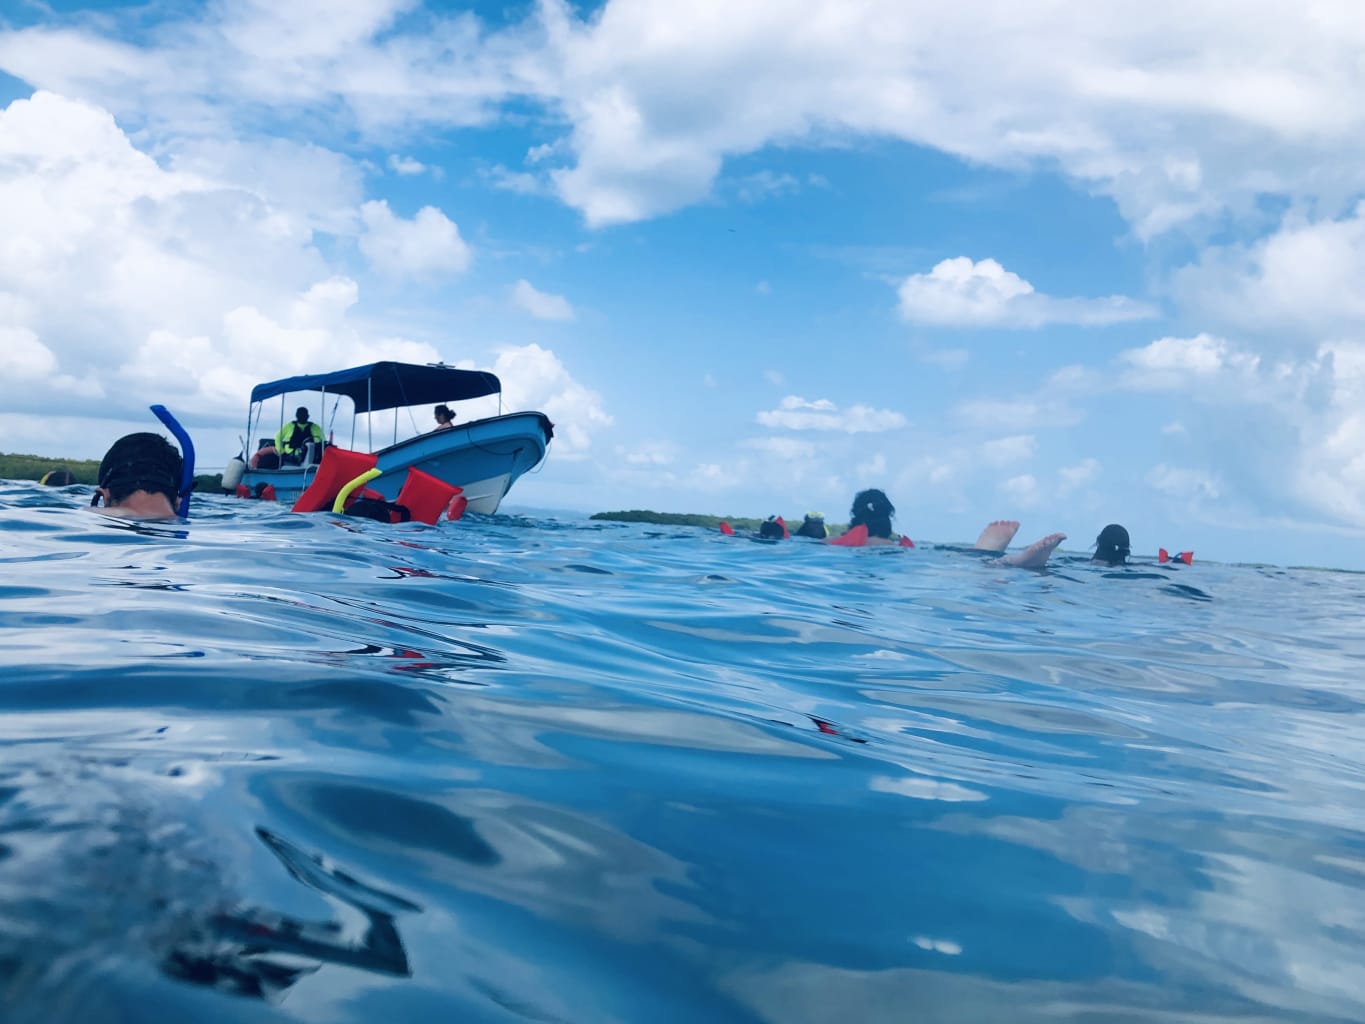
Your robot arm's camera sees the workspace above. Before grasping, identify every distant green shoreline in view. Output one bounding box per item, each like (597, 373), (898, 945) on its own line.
(590, 510), (844, 533)
(0, 452), (222, 494)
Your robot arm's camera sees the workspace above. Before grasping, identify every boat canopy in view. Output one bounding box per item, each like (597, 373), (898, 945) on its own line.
(250, 362), (501, 414)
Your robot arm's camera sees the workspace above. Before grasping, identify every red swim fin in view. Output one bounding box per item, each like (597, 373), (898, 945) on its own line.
(827, 524), (869, 547)
(899, 535), (914, 548)
(719, 521), (735, 536)
(776, 516), (789, 539)
(1178, 550), (1193, 565)
(1159, 548), (1170, 563)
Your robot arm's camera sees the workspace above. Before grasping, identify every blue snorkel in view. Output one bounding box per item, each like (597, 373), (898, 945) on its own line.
(150, 404), (195, 518)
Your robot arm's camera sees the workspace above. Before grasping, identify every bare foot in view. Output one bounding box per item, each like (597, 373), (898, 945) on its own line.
(973, 519), (1020, 552)
(996, 532), (1066, 568)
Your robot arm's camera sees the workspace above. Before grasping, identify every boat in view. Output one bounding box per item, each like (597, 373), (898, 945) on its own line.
(229, 361), (553, 513)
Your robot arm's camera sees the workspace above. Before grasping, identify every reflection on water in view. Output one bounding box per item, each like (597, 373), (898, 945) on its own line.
(1, 484), (1364, 1022)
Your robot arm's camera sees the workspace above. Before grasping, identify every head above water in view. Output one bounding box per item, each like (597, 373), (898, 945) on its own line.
(295, 407), (310, 423)
(849, 488), (895, 538)
(97, 432), (183, 507)
(1094, 523), (1131, 565)
(40, 468), (76, 486)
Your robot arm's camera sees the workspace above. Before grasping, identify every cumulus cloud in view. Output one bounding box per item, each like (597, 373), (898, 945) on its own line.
(358, 200), (471, 276)
(488, 343), (611, 458)
(1058, 457), (1101, 494)
(387, 154), (426, 175)
(1120, 333), (1260, 388)
(6, 2), (1364, 235)
(953, 396), (1084, 431)
(1147, 464), (1221, 501)
(511, 279), (575, 321)
(897, 257), (1155, 328)
(1172, 202), (1365, 339)
(0, 91), (339, 418)
(999, 473), (1040, 508)
(757, 396), (908, 433)
(980, 434), (1036, 466)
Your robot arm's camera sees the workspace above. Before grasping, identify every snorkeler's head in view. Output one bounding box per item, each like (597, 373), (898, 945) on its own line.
(97, 432), (182, 506)
(849, 489), (895, 538)
(1094, 523), (1131, 565)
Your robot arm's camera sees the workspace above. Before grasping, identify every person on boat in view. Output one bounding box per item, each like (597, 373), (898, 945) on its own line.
(432, 404), (455, 430)
(90, 432), (183, 519)
(275, 407), (325, 465)
(1092, 524), (1130, 566)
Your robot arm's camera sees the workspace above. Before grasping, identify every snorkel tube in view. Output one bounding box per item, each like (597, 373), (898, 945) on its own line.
(150, 404), (195, 518)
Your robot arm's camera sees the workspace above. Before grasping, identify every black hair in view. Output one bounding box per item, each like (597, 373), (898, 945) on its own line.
(98, 432), (182, 505)
(849, 488), (895, 539)
(41, 468), (76, 486)
(1094, 523), (1131, 565)
(794, 513), (827, 539)
(434, 404), (454, 423)
(295, 407), (310, 421)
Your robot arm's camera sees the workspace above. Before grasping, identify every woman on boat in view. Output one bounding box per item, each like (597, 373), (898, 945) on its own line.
(433, 405), (455, 430)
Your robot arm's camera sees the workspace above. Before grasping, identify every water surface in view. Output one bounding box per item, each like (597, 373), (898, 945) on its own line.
(2, 483), (1363, 1022)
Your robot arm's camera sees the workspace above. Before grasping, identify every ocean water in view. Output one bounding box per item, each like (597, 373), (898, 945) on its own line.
(2, 482), (1364, 1024)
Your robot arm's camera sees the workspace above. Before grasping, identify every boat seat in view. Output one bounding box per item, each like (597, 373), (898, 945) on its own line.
(394, 467), (467, 524)
(291, 447), (378, 513)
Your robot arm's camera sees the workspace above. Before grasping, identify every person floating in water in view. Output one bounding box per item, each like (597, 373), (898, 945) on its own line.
(39, 467), (76, 486)
(90, 432), (184, 519)
(827, 488), (911, 547)
(970, 519), (1068, 569)
(828, 490), (1065, 566)
(794, 512), (828, 538)
(1092, 524), (1130, 566)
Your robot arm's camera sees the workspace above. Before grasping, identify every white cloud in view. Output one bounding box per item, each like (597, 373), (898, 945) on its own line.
(358, 200), (471, 276)
(897, 257), (1155, 328)
(0, 323), (57, 379)
(741, 436), (813, 460)
(1172, 202), (1365, 339)
(953, 396), (1084, 431)
(619, 441), (677, 466)
(981, 434), (1036, 466)
(732, 170), (800, 203)
(1147, 464), (1221, 501)
(999, 473), (1040, 508)
(487, 343), (611, 458)
(765, 369), (787, 387)
(387, 153), (426, 175)
(757, 395), (908, 433)
(1058, 457), (1101, 494)
(511, 279), (575, 321)
(1121, 333), (1260, 387)
(0, 91), (342, 420)
(917, 346), (970, 371)
(5, 2), (1365, 238)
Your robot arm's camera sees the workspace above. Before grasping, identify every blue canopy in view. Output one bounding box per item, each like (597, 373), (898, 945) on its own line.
(250, 362), (501, 414)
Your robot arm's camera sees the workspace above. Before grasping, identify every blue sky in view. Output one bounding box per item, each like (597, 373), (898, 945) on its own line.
(2, 0), (1364, 568)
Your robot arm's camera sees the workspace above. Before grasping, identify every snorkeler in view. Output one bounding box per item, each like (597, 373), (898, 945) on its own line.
(827, 489), (912, 547)
(1093, 524), (1130, 565)
(90, 432), (184, 519)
